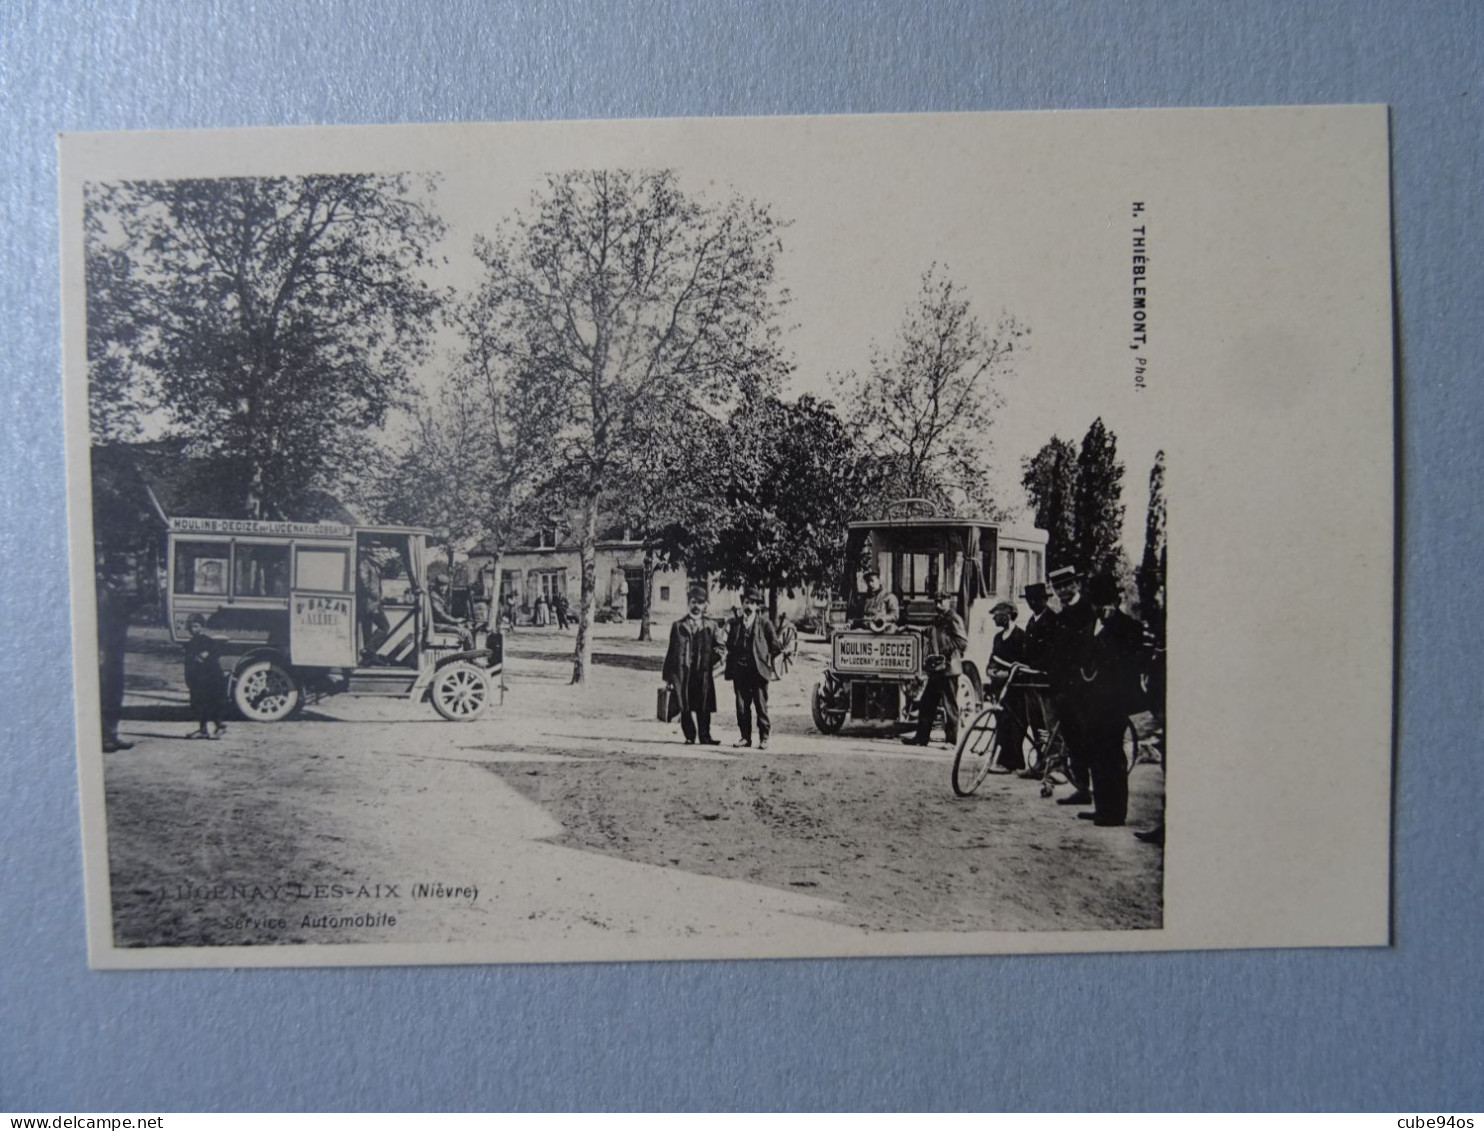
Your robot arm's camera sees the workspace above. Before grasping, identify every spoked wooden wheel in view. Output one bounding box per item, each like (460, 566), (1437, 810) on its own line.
(951, 705), (1001, 797)
(431, 661), (492, 721)
(231, 658), (302, 722)
(811, 680), (847, 734)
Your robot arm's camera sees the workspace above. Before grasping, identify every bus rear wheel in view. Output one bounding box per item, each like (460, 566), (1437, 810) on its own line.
(231, 658), (302, 722)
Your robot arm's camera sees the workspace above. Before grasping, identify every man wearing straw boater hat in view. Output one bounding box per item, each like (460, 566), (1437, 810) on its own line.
(724, 587), (783, 750)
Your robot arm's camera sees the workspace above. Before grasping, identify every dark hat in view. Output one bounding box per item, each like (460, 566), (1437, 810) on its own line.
(185, 612), (208, 630)
(1048, 566), (1081, 587)
(989, 600), (1019, 619)
(742, 587), (764, 604)
(686, 585), (709, 603)
(1023, 582), (1049, 601)
(862, 567), (880, 580)
(1088, 575), (1122, 604)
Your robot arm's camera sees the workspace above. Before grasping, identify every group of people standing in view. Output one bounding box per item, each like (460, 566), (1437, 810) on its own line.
(983, 565), (1155, 836)
(661, 586), (796, 751)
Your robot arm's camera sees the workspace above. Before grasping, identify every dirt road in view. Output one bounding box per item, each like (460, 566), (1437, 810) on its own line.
(101, 622), (1163, 954)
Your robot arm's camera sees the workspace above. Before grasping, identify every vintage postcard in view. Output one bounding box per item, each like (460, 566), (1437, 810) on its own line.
(60, 107), (1394, 968)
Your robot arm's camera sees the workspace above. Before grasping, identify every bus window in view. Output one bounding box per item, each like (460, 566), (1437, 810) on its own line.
(234, 544), (290, 597)
(1032, 550), (1043, 584)
(295, 547), (349, 592)
(174, 542), (230, 596)
(1016, 549), (1030, 593)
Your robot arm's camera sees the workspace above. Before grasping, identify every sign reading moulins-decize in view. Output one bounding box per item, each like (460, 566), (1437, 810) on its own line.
(832, 631), (921, 674)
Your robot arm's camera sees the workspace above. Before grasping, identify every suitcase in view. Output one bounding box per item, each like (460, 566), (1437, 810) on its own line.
(656, 683), (676, 722)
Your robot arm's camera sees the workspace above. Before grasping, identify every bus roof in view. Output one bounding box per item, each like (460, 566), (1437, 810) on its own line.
(167, 517), (437, 539)
(846, 516), (1048, 544)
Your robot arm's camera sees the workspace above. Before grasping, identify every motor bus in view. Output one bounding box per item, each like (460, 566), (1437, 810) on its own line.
(811, 500), (1049, 735)
(165, 517), (501, 722)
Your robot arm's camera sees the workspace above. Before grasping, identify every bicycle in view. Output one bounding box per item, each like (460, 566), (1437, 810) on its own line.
(950, 663), (1143, 797)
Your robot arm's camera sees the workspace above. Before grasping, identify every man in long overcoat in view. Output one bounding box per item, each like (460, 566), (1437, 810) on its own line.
(1070, 574), (1146, 827)
(662, 586), (723, 745)
(724, 587), (782, 750)
(1049, 564), (1096, 804)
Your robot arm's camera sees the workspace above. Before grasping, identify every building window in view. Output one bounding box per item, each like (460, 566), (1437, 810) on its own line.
(659, 585), (671, 602)
(538, 528), (557, 549)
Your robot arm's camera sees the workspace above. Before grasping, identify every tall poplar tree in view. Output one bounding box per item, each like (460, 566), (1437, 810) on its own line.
(1072, 417), (1126, 578)
(1021, 435), (1079, 569)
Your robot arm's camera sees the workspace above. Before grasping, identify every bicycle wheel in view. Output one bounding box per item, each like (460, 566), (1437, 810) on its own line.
(951, 705), (1001, 797)
(1122, 718), (1140, 775)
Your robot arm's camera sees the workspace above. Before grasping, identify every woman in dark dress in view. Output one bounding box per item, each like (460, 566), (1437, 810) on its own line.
(183, 613), (228, 739)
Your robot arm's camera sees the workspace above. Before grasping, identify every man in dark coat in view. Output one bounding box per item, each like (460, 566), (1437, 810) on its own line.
(903, 584), (969, 747)
(1049, 565), (1096, 804)
(95, 561), (135, 753)
(724, 587), (782, 750)
(1070, 574), (1146, 827)
(662, 586), (723, 745)
(1015, 581), (1062, 778)
(986, 600), (1027, 770)
(1020, 582), (1060, 674)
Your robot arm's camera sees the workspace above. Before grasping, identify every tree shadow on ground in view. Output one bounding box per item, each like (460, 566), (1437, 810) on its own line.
(590, 651), (663, 673)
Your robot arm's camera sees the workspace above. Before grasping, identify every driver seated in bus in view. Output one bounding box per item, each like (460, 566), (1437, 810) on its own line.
(429, 574), (474, 649)
(851, 568), (901, 629)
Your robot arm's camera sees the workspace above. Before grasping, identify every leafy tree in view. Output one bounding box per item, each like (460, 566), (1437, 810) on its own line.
(608, 404), (715, 641)
(669, 395), (887, 610)
(838, 264), (1026, 515)
(1136, 449), (1167, 625)
(376, 376), (492, 571)
(468, 169), (790, 683)
(1072, 417), (1126, 577)
(84, 174), (445, 518)
(1021, 435), (1079, 569)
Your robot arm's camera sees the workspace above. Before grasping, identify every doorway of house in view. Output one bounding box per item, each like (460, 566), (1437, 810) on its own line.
(624, 566), (645, 620)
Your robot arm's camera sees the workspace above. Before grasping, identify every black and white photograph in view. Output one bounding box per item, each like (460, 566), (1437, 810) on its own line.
(61, 108), (1391, 966)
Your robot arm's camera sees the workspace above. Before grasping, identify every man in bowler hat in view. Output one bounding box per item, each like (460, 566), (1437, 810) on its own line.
(1071, 574), (1145, 826)
(662, 585), (723, 745)
(1048, 565), (1096, 804)
(724, 587), (782, 749)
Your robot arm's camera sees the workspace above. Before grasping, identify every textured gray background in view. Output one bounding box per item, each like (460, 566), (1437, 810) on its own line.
(2, 0), (1479, 1112)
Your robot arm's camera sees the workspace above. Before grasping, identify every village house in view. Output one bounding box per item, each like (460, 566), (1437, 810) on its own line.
(465, 519), (825, 628)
